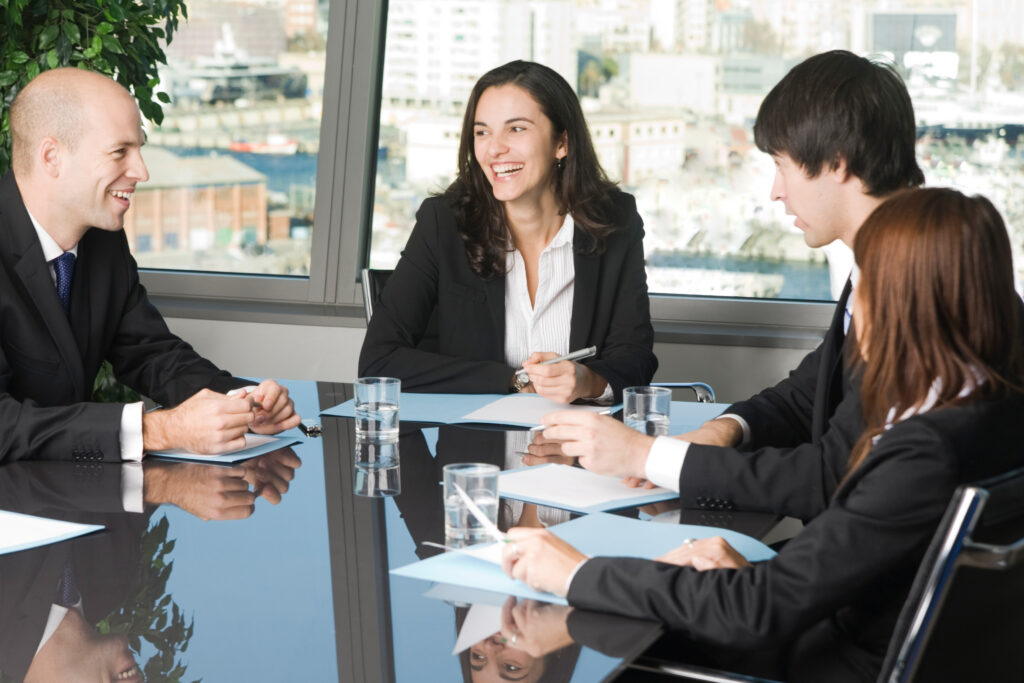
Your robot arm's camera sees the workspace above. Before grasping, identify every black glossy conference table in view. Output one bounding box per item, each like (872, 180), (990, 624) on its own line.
(0, 381), (781, 682)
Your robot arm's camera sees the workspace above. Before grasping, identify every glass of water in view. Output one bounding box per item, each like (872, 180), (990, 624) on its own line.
(623, 386), (671, 436)
(443, 463), (500, 544)
(354, 377), (400, 440)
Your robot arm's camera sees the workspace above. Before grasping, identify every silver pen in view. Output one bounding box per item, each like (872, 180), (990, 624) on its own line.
(514, 345), (598, 383)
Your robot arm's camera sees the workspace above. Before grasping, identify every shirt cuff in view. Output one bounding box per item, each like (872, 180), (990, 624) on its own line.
(644, 436), (687, 492)
(564, 557), (590, 596)
(120, 402), (144, 462)
(121, 462), (144, 513)
(715, 413), (751, 448)
(592, 381), (615, 405)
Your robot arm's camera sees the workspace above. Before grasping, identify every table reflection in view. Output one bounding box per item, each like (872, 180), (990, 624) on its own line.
(1, 381), (671, 682)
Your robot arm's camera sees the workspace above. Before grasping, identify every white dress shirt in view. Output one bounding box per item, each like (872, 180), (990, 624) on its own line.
(503, 213), (613, 402)
(27, 212), (145, 472)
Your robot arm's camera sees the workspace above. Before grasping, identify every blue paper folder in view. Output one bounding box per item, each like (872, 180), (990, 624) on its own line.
(391, 511), (776, 605)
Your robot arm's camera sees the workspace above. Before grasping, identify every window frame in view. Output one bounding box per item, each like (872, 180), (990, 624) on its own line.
(144, 0), (836, 350)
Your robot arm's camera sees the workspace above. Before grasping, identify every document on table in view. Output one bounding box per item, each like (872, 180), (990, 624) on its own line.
(498, 464), (677, 513)
(0, 510), (104, 555)
(460, 394), (610, 426)
(392, 512), (777, 605)
(146, 434), (300, 463)
(320, 392), (618, 428)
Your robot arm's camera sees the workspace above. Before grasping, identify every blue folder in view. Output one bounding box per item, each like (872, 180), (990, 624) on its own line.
(322, 393), (725, 431)
(391, 511), (776, 605)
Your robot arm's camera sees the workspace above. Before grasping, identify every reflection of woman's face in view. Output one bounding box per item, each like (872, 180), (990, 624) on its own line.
(472, 84), (567, 210)
(469, 634), (546, 683)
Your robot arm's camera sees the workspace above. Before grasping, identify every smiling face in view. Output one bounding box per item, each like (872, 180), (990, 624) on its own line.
(770, 152), (845, 248)
(54, 85), (149, 236)
(472, 84), (567, 210)
(469, 634), (545, 683)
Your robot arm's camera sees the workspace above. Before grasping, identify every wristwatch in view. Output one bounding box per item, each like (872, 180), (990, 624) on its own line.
(510, 371), (530, 393)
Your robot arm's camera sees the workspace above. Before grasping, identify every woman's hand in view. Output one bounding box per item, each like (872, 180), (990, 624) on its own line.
(521, 352), (607, 403)
(537, 411), (653, 480)
(655, 536), (751, 571)
(501, 527), (588, 597)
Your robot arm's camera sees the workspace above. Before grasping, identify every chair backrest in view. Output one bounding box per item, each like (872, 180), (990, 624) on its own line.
(880, 466), (1024, 682)
(361, 268), (393, 324)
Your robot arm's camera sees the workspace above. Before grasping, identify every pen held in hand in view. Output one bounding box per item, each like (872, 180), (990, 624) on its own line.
(227, 386), (263, 410)
(514, 345), (598, 383)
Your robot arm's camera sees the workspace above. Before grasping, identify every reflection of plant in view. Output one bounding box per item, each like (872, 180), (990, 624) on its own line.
(97, 515), (199, 683)
(91, 361), (141, 404)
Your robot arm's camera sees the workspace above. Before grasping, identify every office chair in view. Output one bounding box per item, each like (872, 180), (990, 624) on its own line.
(625, 466), (1024, 682)
(652, 381), (716, 403)
(361, 268), (393, 323)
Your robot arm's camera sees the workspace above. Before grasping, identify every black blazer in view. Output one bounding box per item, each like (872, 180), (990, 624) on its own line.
(728, 279), (853, 449)
(0, 173), (248, 463)
(358, 192), (657, 399)
(567, 394), (1024, 659)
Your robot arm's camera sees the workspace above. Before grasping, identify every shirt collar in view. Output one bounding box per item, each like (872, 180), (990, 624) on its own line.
(27, 209), (78, 263)
(546, 213), (575, 251)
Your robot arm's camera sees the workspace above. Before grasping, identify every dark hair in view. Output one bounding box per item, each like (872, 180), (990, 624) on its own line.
(847, 188), (1024, 471)
(754, 50), (924, 196)
(445, 60), (618, 279)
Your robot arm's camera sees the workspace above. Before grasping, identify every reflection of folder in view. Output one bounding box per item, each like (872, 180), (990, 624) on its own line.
(391, 512), (776, 605)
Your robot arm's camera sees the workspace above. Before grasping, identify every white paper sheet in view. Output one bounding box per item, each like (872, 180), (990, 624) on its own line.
(499, 464), (672, 510)
(147, 434), (297, 463)
(461, 394), (609, 427)
(452, 603), (503, 654)
(0, 510), (104, 555)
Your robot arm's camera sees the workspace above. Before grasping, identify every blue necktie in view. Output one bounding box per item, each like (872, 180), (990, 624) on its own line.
(56, 561), (81, 608)
(53, 252), (76, 316)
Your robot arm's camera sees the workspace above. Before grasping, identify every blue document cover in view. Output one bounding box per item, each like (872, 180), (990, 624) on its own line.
(320, 393), (508, 425)
(391, 511), (777, 605)
(497, 464), (678, 513)
(668, 401), (726, 435)
(147, 435), (301, 463)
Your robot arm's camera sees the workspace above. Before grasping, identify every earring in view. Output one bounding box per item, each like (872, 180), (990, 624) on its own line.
(556, 157), (565, 170)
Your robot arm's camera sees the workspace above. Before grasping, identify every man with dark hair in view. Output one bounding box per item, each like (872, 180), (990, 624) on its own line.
(526, 51), (926, 519)
(0, 67), (301, 463)
(674, 50), (924, 466)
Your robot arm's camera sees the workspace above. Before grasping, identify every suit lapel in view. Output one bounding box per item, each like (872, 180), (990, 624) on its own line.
(2, 175), (87, 398)
(570, 228), (598, 350)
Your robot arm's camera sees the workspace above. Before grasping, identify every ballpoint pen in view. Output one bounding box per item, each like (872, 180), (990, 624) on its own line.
(514, 345), (598, 383)
(227, 385), (263, 410)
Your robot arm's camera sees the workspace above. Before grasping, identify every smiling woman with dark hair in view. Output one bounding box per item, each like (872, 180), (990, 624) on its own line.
(359, 60), (657, 402)
(502, 188), (1024, 679)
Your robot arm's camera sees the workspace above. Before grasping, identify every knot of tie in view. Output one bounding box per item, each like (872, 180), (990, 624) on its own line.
(53, 251), (76, 315)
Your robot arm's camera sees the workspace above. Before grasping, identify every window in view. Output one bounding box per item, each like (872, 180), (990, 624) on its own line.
(367, 0), (1024, 305)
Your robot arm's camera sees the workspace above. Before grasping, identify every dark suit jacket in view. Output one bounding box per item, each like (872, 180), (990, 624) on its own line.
(567, 394), (1024, 661)
(0, 173), (249, 463)
(358, 192), (657, 399)
(729, 279), (853, 450)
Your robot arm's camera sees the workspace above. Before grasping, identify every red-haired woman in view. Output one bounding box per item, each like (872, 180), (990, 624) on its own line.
(501, 188), (1024, 676)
